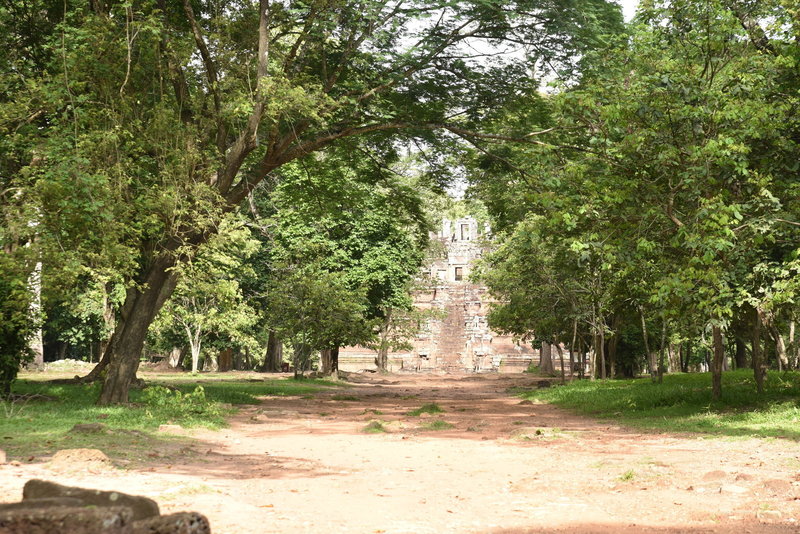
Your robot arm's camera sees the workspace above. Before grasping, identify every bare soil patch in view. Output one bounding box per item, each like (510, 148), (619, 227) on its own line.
(2, 373), (799, 533)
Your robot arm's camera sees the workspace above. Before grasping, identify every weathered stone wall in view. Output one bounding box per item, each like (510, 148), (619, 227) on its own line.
(340, 216), (536, 372)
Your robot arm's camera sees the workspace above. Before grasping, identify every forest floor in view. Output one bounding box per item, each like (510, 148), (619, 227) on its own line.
(2, 372), (800, 533)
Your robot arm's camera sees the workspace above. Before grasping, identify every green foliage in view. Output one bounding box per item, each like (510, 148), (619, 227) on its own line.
(141, 386), (221, 422)
(0, 253), (35, 396)
(419, 419), (454, 431)
(407, 403), (444, 416)
(331, 395), (361, 402)
(362, 420), (388, 433)
(520, 371), (800, 439)
(0, 0), (629, 402)
(152, 215), (261, 372)
(255, 143), (433, 369)
(470, 0), (800, 387)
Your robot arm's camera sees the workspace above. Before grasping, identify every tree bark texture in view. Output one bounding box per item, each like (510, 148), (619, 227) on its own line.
(97, 255), (179, 405)
(262, 330), (283, 372)
(668, 344), (680, 373)
(753, 309), (765, 394)
(218, 348), (233, 372)
(330, 346), (339, 374)
(320, 349), (331, 375)
(376, 315), (390, 373)
(292, 342), (311, 378)
(607, 314), (622, 379)
(711, 325), (725, 401)
(539, 342), (554, 375)
(769, 324), (789, 371)
(639, 307), (655, 383)
(734, 337), (748, 369)
(168, 347), (182, 368)
(569, 319), (577, 379)
(598, 330), (607, 380)
(554, 342), (566, 384)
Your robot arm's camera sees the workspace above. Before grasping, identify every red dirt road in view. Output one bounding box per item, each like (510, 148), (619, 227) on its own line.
(2, 373), (800, 533)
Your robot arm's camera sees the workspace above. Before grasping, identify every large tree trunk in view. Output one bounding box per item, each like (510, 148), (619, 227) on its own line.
(186, 326), (202, 373)
(598, 329), (606, 379)
(168, 346), (182, 368)
(203, 352), (218, 371)
(330, 346), (339, 375)
(640, 307), (656, 383)
(554, 342), (566, 384)
(668, 344), (680, 373)
(769, 324), (789, 371)
(292, 341), (312, 378)
(27, 260), (44, 369)
(376, 345), (389, 373)
(539, 342), (554, 375)
(681, 341), (690, 373)
(320, 349), (332, 375)
(320, 347), (339, 379)
(711, 325), (725, 401)
(734, 337), (748, 369)
(569, 318), (577, 380)
(607, 314), (621, 379)
(753, 308), (765, 394)
(658, 319), (667, 383)
(376, 313), (391, 373)
(81, 280), (153, 384)
(261, 330), (283, 372)
(97, 256), (179, 405)
(218, 348), (233, 372)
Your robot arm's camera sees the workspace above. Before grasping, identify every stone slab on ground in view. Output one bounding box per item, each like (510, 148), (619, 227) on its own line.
(22, 479), (159, 520)
(132, 512), (211, 534)
(0, 505), (133, 534)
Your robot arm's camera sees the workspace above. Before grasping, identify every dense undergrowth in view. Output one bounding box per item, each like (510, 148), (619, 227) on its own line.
(519, 370), (800, 440)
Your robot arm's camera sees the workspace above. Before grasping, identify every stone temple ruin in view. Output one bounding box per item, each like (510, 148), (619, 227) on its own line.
(340, 216), (536, 372)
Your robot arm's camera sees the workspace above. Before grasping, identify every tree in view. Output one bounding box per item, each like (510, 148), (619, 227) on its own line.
(258, 142), (431, 374)
(0, 253), (35, 396)
(1, 0), (624, 403)
(153, 217), (260, 373)
(264, 262), (368, 377)
(471, 0), (800, 399)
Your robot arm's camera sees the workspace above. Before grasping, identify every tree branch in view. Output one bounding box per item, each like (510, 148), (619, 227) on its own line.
(182, 0), (227, 151)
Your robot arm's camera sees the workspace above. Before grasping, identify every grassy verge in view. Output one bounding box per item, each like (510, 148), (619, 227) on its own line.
(518, 369), (800, 440)
(0, 374), (341, 461)
(148, 376), (343, 404)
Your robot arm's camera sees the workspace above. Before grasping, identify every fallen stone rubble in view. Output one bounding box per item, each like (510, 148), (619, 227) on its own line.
(0, 479), (210, 534)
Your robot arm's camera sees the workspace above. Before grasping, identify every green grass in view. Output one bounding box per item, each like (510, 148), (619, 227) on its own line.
(0, 376), (341, 460)
(362, 420), (388, 433)
(153, 377), (342, 404)
(419, 419), (454, 431)
(331, 394), (361, 402)
(407, 402), (444, 416)
(518, 370), (800, 439)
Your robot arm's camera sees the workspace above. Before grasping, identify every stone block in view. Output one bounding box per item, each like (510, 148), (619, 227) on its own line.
(132, 512), (211, 534)
(0, 498), (83, 511)
(23, 479), (159, 520)
(0, 505), (132, 534)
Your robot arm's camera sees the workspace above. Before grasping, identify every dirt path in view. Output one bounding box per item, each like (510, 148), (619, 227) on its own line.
(3, 373), (800, 533)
